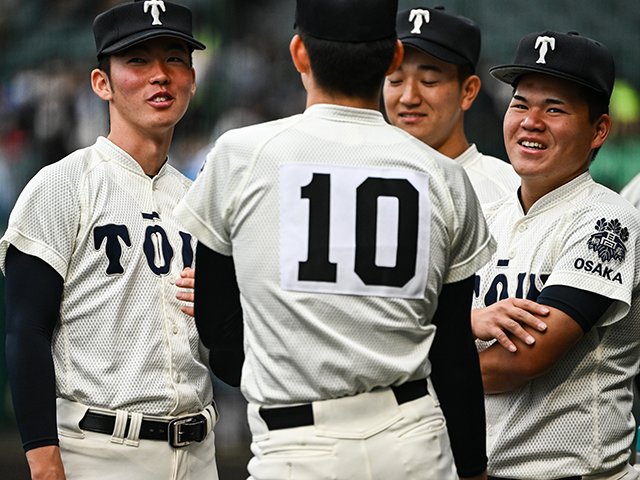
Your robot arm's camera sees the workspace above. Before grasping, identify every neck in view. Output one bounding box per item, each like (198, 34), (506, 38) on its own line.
(306, 89), (381, 111)
(438, 125), (471, 159)
(107, 124), (174, 176)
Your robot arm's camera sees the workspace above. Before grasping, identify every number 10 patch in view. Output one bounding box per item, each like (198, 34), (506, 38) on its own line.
(280, 164), (432, 299)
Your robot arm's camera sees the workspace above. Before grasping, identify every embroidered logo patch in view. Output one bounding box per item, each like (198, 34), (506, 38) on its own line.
(587, 218), (628, 262)
(409, 9), (430, 34)
(144, 0), (166, 26)
(534, 35), (555, 64)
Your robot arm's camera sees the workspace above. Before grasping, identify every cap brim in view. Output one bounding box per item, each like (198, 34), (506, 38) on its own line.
(400, 37), (471, 66)
(101, 29), (205, 55)
(489, 64), (606, 95)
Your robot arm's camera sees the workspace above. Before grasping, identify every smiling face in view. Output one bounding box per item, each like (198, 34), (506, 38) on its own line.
(504, 73), (610, 201)
(383, 46), (479, 158)
(93, 36), (196, 141)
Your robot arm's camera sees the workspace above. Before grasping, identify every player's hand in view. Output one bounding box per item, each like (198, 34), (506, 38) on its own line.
(471, 298), (549, 352)
(25, 445), (66, 480)
(176, 267), (195, 317)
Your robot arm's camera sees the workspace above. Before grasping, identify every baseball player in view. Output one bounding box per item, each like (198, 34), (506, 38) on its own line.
(471, 30), (640, 479)
(383, 6), (549, 355)
(0, 1), (218, 479)
(176, 0), (494, 478)
(383, 6), (520, 205)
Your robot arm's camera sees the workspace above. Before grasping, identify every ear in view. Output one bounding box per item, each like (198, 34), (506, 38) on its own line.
(460, 74), (481, 112)
(591, 113), (612, 150)
(91, 68), (113, 101)
(385, 40), (404, 76)
(290, 34), (310, 74)
(190, 67), (197, 97)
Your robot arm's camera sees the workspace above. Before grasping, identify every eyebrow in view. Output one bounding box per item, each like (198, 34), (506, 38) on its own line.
(513, 93), (566, 106)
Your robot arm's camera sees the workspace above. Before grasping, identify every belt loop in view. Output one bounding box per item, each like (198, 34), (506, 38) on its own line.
(202, 406), (213, 434)
(125, 412), (143, 447)
(426, 377), (439, 406)
(110, 410), (128, 445)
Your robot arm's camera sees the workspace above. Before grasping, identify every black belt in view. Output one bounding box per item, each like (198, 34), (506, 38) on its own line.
(259, 379), (429, 430)
(79, 411), (208, 448)
(488, 476), (580, 480)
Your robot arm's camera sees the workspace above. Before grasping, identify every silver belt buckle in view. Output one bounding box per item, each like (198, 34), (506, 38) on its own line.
(168, 415), (206, 448)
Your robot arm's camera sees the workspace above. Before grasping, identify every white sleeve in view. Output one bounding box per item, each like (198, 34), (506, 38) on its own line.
(174, 138), (239, 256)
(444, 165), (496, 284)
(545, 208), (640, 325)
(0, 164), (80, 278)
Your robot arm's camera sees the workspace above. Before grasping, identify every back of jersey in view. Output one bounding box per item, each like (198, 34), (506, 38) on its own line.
(177, 104), (494, 405)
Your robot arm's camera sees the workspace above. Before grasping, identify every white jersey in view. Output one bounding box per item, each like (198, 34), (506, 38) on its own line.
(455, 144), (520, 204)
(0, 137), (213, 416)
(176, 104), (495, 406)
(621, 172), (640, 209)
(473, 172), (640, 479)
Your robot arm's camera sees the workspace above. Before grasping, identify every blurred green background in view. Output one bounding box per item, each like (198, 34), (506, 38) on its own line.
(1, 1), (639, 478)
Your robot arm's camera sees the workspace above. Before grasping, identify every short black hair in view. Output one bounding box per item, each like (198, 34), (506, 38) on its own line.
(300, 32), (397, 100)
(456, 63), (475, 84)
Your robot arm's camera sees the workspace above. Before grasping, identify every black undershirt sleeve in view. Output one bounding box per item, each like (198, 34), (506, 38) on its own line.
(429, 276), (487, 478)
(536, 285), (614, 332)
(194, 242), (244, 387)
(4, 246), (63, 452)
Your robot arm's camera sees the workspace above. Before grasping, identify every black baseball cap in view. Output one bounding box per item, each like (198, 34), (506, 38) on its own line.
(93, 0), (205, 57)
(396, 6), (480, 70)
(490, 31), (615, 99)
(295, 0), (398, 42)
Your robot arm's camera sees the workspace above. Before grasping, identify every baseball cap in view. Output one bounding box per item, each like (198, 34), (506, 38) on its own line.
(93, 0), (206, 57)
(295, 0), (398, 42)
(396, 6), (481, 70)
(490, 31), (615, 99)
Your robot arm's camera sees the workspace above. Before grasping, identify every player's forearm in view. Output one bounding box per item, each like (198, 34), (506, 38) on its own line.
(26, 445), (66, 480)
(478, 346), (536, 394)
(430, 277), (487, 477)
(5, 247), (63, 451)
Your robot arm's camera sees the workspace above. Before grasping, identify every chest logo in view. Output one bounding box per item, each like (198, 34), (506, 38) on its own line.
(144, 0), (166, 26)
(409, 9), (430, 34)
(588, 218), (628, 262)
(534, 36), (556, 64)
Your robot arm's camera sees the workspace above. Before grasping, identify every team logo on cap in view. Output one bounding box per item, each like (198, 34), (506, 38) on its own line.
(587, 218), (628, 262)
(409, 9), (430, 34)
(144, 0), (166, 26)
(534, 36), (556, 64)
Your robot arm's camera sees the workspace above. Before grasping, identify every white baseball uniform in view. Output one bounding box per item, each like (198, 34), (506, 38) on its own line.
(474, 172), (640, 479)
(621, 172), (640, 210)
(176, 104), (495, 479)
(0, 137), (217, 479)
(455, 144), (520, 205)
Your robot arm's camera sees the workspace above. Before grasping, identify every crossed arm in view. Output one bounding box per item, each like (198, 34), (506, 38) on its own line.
(472, 286), (613, 394)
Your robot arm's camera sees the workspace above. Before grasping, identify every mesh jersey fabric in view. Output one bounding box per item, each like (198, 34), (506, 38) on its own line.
(455, 144), (520, 205)
(176, 104), (495, 406)
(0, 137), (213, 416)
(474, 172), (640, 479)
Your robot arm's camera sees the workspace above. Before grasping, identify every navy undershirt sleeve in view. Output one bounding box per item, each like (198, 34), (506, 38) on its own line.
(536, 285), (614, 332)
(4, 246), (63, 451)
(429, 276), (487, 478)
(194, 242), (244, 387)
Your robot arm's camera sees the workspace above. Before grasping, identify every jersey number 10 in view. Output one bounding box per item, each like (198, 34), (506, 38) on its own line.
(280, 165), (431, 299)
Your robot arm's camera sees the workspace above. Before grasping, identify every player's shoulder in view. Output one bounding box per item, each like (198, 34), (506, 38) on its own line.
(571, 177), (640, 228)
(25, 142), (100, 191)
(214, 114), (304, 150)
(620, 172), (640, 209)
